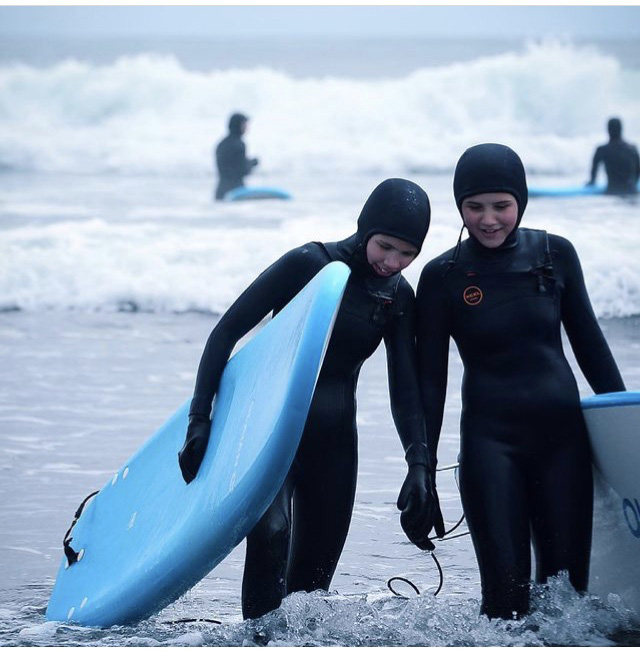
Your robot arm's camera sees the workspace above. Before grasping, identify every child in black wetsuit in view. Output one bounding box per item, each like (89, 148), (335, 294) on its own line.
(179, 178), (442, 619)
(416, 143), (625, 619)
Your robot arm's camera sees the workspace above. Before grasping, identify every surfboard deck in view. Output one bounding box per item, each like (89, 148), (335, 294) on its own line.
(224, 186), (292, 201)
(583, 391), (640, 615)
(45, 261), (350, 626)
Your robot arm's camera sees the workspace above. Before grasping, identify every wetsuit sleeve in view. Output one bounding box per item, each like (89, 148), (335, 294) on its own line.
(553, 235), (626, 393)
(633, 145), (640, 184)
(415, 260), (452, 461)
(383, 282), (432, 467)
(189, 245), (325, 418)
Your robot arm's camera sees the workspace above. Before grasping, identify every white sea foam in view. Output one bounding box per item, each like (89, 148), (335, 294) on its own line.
(2, 192), (639, 318)
(1, 40), (639, 317)
(0, 41), (638, 176)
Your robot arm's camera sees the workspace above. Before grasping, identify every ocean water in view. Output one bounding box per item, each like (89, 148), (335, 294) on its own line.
(1, 35), (640, 646)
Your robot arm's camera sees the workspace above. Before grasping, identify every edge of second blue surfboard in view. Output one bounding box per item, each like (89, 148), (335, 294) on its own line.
(582, 391), (640, 410)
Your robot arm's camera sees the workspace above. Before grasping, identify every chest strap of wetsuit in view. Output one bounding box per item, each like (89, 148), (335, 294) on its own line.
(444, 229), (554, 294)
(531, 229), (554, 294)
(444, 225), (466, 274)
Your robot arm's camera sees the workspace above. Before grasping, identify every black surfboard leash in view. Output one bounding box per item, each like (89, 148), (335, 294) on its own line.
(387, 464), (469, 599)
(163, 617), (222, 625)
(63, 489), (99, 566)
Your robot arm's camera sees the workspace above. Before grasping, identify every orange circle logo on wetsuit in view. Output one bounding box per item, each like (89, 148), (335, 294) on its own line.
(463, 286), (483, 306)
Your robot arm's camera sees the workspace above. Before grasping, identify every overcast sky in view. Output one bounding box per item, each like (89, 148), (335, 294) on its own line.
(0, 5), (639, 39)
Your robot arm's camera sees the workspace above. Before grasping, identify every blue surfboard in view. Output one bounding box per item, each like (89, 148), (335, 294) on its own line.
(583, 391), (640, 615)
(529, 182), (640, 198)
(45, 261), (350, 626)
(224, 186), (292, 201)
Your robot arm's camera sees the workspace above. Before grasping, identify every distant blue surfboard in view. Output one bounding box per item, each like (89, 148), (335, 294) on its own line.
(529, 182), (639, 198)
(583, 391), (640, 615)
(224, 186), (292, 201)
(45, 261), (350, 626)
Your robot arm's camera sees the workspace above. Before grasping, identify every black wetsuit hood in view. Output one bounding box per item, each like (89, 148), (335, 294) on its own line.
(608, 117), (622, 140)
(357, 177), (431, 252)
(331, 178), (431, 281)
(228, 113), (248, 136)
(452, 143), (529, 251)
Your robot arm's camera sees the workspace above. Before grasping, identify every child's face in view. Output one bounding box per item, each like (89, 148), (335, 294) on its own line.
(366, 233), (418, 277)
(461, 192), (519, 248)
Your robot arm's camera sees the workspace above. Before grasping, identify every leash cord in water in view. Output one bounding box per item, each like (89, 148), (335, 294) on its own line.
(163, 617), (222, 625)
(386, 515), (466, 599)
(387, 464), (470, 598)
(387, 550), (444, 598)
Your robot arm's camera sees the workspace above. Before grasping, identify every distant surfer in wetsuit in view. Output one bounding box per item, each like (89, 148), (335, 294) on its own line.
(179, 178), (443, 619)
(416, 143), (625, 619)
(586, 117), (639, 195)
(214, 112), (259, 201)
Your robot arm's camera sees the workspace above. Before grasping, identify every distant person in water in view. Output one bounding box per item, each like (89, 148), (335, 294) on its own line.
(586, 117), (639, 195)
(214, 112), (259, 201)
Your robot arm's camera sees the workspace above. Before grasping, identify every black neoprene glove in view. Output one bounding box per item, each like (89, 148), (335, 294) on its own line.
(397, 443), (445, 551)
(178, 414), (212, 484)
